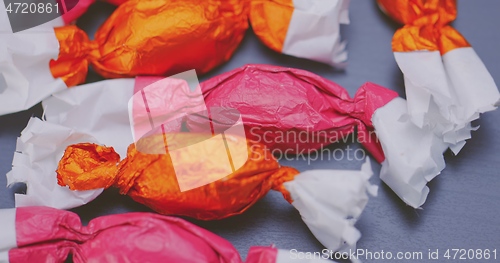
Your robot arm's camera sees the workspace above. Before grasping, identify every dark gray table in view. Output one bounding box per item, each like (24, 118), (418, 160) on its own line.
(1, 1), (499, 262)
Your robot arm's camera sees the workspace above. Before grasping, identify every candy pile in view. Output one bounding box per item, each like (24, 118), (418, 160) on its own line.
(0, 1), (498, 262)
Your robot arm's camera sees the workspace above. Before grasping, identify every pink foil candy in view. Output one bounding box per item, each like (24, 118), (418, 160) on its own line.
(196, 64), (399, 163)
(128, 65), (398, 163)
(0, 207), (332, 263)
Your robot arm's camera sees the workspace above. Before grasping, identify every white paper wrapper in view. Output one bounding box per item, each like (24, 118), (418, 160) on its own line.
(372, 97), (448, 208)
(283, 0), (349, 67)
(8, 79), (135, 209)
(284, 158), (376, 255)
(394, 48), (499, 154)
(10, 76), (246, 209)
(0, 1), (65, 116)
(6, 118), (103, 209)
(0, 208), (16, 263)
(10, 76), (248, 209)
(43, 78), (135, 156)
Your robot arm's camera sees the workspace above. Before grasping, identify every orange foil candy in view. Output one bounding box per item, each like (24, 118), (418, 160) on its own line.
(49, 0), (350, 87)
(55, 132), (377, 250)
(50, 0), (248, 87)
(57, 134), (298, 220)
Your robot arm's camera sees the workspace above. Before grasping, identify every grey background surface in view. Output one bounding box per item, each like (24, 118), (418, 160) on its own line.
(1, 0), (499, 262)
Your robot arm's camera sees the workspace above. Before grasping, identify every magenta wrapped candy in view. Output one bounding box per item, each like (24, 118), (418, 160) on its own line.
(196, 65), (398, 163)
(128, 64), (398, 162)
(0, 207), (333, 263)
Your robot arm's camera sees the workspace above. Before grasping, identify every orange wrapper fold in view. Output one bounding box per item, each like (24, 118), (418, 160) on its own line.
(56, 133), (377, 251)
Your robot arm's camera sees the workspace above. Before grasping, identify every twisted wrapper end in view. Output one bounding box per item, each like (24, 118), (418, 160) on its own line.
(378, 0), (500, 155)
(7, 118), (104, 209)
(283, 158), (377, 254)
(49, 25), (100, 87)
(373, 97), (448, 208)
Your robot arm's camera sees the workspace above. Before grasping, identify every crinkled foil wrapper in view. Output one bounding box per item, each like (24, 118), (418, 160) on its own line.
(56, 134), (298, 220)
(50, 0), (249, 86)
(198, 65), (398, 163)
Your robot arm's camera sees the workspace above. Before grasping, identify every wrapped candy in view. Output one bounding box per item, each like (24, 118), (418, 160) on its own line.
(48, 0), (248, 86)
(51, 0), (349, 85)
(55, 135), (296, 220)
(0, 206), (336, 263)
(8, 65), (461, 211)
(8, 65), (391, 206)
(0, 0), (349, 115)
(193, 65), (395, 162)
(54, 134), (377, 252)
(377, 0), (500, 153)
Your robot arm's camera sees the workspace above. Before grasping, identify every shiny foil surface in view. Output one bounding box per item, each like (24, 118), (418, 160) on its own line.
(51, 0), (249, 86)
(7, 206), (282, 263)
(377, 0), (470, 54)
(50, 0), (349, 87)
(57, 134), (299, 220)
